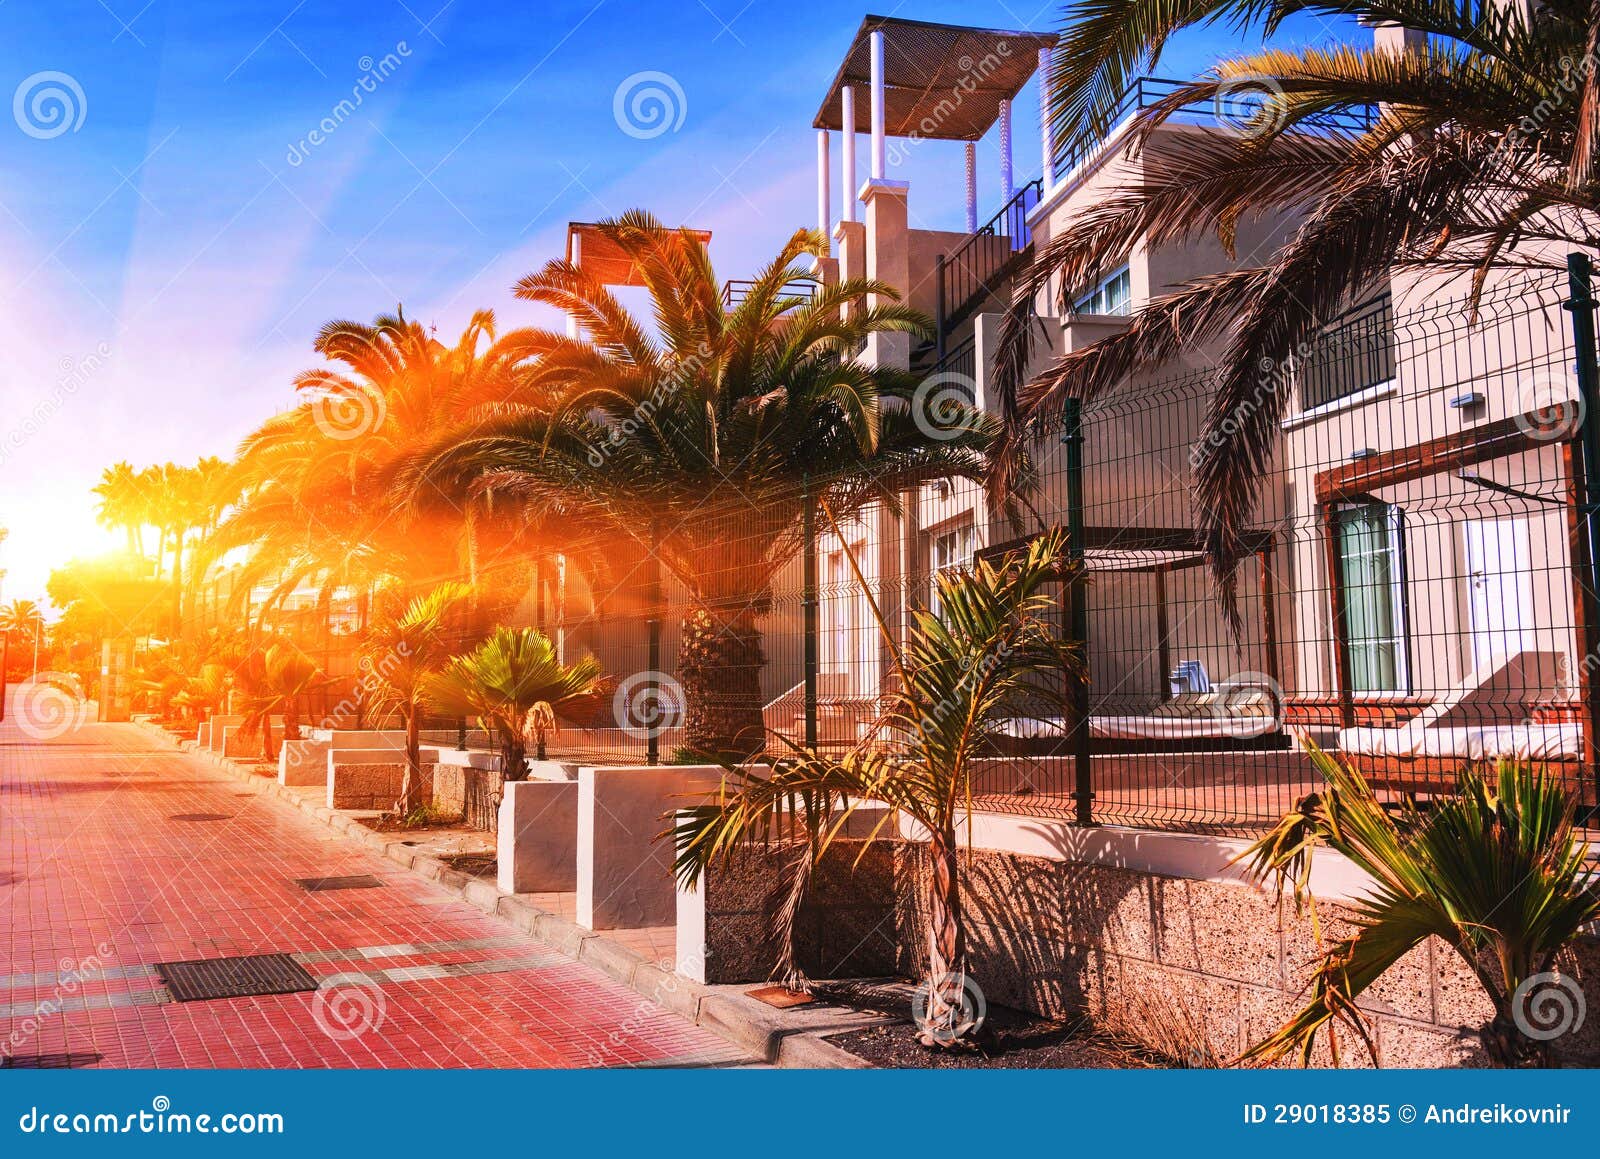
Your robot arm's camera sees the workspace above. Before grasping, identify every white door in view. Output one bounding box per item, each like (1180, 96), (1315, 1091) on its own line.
(1463, 518), (1535, 671)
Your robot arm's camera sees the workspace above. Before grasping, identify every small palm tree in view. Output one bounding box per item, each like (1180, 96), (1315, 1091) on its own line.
(426, 626), (603, 782)
(171, 662), (232, 722)
(673, 530), (1080, 1047)
(236, 643), (335, 760)
(1237, 749), (1600, 1067)
(360, 582), (471, 815)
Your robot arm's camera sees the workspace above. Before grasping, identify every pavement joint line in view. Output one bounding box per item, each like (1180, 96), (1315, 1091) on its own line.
(141, 721), (866, 1070)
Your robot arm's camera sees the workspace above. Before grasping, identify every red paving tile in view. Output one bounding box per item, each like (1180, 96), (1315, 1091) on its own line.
(0, 714), (744, 1069)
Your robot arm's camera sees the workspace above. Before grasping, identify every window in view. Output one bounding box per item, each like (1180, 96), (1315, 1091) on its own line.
(1335, 502), (1409, 693)
(928, 522), (975, 616)
(1299, 294), (1395, 411)
(1071, 265), (1131, 316)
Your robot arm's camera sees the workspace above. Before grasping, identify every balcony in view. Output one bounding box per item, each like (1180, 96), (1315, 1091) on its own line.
(721, 278), (819, 311)
(1052, 75), (1377, 183)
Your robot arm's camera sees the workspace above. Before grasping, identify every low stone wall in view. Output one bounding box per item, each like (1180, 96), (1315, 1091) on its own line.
(328, 762), (431, 812)
(691, 835), (1600, 1067)
(690, 843), (900, 984)
(429, 763), (500, 827)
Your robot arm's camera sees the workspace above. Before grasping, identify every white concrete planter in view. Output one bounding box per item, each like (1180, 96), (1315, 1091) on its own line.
(576, 764), (728, 931)
(497, 779), (580, 894)
(279, 739), (330, 787)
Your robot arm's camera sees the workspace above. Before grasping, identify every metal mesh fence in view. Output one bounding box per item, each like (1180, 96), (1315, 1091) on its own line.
(160, 265), (1600, 836)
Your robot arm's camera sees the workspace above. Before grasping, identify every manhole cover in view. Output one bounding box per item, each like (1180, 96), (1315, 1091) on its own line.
(1, 1051), (103, 1069)
(154, 953), (318, 1002)
(292, 874), (385, 892)
(168, 813), (232, 822)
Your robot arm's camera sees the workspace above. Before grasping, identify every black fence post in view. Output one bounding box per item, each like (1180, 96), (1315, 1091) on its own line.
(802, 474), (820, 751)
(1564, 252), (1600, 808)
(1062, 396), (1094, 826)
(646, 521), (662, 767)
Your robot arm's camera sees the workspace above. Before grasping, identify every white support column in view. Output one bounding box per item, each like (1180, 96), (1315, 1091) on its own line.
(841, 85), (857, 222)
(964, 141), (977, 233)
(816, 128), (831, 250)
(1039, 46), (1054, 196)
(565, 232), (581, 338)
(999, 98), (1013, 202)
(869, 28), (886, 180)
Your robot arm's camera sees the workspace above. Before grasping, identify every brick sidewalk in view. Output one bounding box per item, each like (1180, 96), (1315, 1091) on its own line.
(0, 714), (750, 1069)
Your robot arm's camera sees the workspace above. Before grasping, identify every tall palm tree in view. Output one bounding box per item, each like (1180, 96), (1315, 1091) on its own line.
(1237, 749), (1600, 1067)
(359, 581), (471, 816)
(673, 531), (1080, 1046)
(995, 0), (1598, 616)
(412, 211), (997, 758)
(92, 462), (147, 559)
(0, 599), (45, 646)
(426, 626), (603, 781)
(211, 310), (543, 623)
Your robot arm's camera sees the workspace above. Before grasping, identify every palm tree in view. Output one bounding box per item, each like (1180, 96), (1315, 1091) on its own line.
(171, 662), (232, 724)
(673, 531), (1079, 1046)
(359, 582), (472, 816)
(995, 0), (1599, 615)
(413, 212), (996, 758)
(211, 310), (543, 622)
(236, 642), (335, 760)
(0, 600), (46, 677)
(426, 626), (602, 782)
(1236, 749), (1600, 1067)
(92, 462), (148, 559)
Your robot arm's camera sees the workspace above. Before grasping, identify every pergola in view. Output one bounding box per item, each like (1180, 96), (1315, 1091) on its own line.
(563, 220), (714, 336)
(810, 15), (1058, 237)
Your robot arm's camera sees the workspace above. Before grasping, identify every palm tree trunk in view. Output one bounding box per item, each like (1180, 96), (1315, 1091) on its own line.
(678, 607), (766, 758)
(283, 700), (301, 742)
(920, 825), (969, 1047)
(262, 714), (277, 762)
(397, 710), (423, 816)
(170, 529), (185, 639)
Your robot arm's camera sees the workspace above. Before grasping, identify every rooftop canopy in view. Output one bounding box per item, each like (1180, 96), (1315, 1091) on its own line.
(812, 15), (1056, 142)
(565, 222), (713, 288)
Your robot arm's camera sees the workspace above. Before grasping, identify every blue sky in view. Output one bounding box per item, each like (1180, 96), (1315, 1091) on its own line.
(0, 0), (1364, 604)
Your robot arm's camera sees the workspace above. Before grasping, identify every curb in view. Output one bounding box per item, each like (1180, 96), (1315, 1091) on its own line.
(134, 721), (869, 1070)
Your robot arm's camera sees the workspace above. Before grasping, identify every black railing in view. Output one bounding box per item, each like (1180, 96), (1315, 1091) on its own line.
(722, 278), (819, 310)
(1054, 75), (1378, 181)
(938, 179), (1042, 339)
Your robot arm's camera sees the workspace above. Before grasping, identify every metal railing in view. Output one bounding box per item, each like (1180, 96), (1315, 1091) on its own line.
(938, 178), (1042, 339)
(721, 278), (819, 310)
(1053, 75), (1378, 182)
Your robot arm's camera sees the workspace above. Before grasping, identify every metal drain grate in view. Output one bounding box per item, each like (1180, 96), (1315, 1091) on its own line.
(292, 874), (385, 892)
(1, 1051), (103, 1069)
(154, 953), (318, 1002)
(168, 813), (232, 822)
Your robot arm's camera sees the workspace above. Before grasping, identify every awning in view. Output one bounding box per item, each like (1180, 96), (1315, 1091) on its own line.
(812, 15), (1056, 142)
(565, 222), (714, 288)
